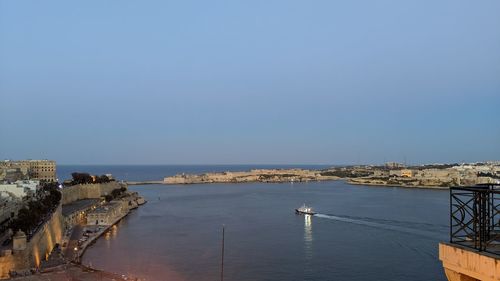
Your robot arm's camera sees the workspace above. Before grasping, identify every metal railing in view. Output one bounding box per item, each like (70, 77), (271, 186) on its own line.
(450, 184), (500, 255)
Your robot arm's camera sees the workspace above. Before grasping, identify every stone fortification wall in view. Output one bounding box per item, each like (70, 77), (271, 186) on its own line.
(0, 205), (63, 279)
(26, 205), (63, 269)
(0, 252), (24, 279)
(0, 182), (125, 278)
(61, 182), (121, 205)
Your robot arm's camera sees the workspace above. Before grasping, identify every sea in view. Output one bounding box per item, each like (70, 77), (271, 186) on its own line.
(58, 165), (449, 281)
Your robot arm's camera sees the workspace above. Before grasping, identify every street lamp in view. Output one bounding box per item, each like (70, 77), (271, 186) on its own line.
(73, 247), (79, 263)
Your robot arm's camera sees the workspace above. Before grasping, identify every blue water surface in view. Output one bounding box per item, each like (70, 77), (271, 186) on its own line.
(60, 165), (448, 281)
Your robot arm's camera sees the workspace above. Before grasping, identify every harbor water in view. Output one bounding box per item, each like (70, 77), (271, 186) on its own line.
(58, 165), (448, 281)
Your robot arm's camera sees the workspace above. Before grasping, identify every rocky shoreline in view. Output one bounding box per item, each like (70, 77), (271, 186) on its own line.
(162, 169), (340, 184)
(131, 162), (499, 188)
(346, 178), (448, 190)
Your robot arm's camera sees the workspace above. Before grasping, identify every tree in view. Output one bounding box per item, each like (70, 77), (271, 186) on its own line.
(71, 172), (93, 185)
(94, 175), (110, 184)
(9, 181), (62, 235)
(111, 188), (122, 198)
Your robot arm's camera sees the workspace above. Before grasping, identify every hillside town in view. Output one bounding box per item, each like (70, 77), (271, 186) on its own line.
(331, 162), (500, 188)
(162, 162), (500, 188)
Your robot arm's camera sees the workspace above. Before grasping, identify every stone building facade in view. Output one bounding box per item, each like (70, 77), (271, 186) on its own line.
(25, 160), (56, 182)
(86, 201), (126, 226)
(0, 160), (56, 182)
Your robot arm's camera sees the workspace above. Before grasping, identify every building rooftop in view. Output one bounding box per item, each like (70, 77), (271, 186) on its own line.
(62, 199), (100, 216)
(89, 202), (121, 214)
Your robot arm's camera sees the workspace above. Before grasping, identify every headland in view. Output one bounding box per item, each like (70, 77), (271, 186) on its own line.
(127, 162), (500, 189)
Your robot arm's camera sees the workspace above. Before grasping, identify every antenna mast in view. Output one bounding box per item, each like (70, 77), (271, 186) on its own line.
(220, 225), (225, 281)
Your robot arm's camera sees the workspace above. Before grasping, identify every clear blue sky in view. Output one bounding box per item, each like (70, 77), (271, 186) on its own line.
(1, 0), (499, 165)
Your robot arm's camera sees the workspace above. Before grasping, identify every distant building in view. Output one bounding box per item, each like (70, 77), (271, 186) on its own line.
(385, 162), (405, 169)
(0, 166), (29, 182)
(14, 180), (40, 192)
(0, 180), (41, 198)
(373, 170), (389, 177)
(388, 169), (413, 178)
(389, 170), (401, 177)
(25, 160), (56, 182)
(0, 160), (56, 182)
(401, 169), (413, 178)
(0, 193), (22, 223)
(0, 184), (26, 198)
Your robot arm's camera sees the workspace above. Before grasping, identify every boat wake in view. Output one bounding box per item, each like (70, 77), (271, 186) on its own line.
(314, 213), (446, 240)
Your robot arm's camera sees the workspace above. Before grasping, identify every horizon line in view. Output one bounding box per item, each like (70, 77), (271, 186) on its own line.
(54, 161), (492, 166)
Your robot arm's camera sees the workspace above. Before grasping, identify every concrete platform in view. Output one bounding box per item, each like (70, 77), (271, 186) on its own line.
(439, 242), (500, 281)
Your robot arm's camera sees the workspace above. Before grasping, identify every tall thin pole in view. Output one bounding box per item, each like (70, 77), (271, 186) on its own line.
(220, 225), (225, 281)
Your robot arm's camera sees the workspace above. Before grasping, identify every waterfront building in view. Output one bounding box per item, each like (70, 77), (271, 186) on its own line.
(413, 169), (461, 185)
(401, 169), (413, 178)
(86, 202), (125, 226)
(62, 199), (101, 230)
(389, 169), (415, 178)
(389, 170), (403, 177)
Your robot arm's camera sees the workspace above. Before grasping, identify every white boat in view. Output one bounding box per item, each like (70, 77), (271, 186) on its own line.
(295, 204), (316, 215)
